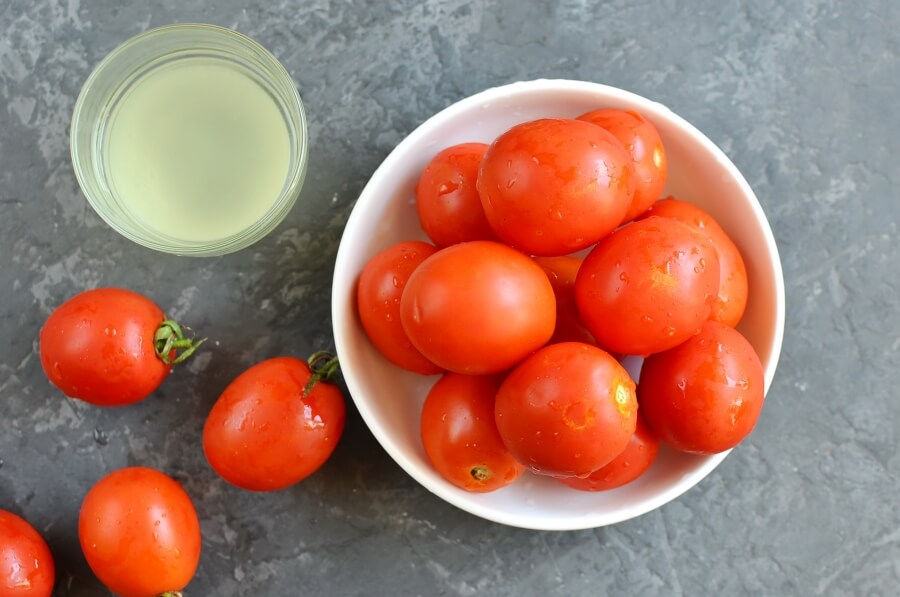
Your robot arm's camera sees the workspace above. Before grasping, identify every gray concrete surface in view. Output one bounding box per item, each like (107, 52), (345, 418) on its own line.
(2, 0), (898, 595)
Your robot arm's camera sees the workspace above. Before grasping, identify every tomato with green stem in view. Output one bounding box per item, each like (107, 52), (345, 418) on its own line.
(421, 373), (524, 492)
(79, 467), (201, 597)
(39, 288), (204, 406)
(203, 353), (346, 491)
(0, 510), (55, 597)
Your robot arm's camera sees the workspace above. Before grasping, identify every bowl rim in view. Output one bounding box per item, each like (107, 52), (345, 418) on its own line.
(332, 79), (786, 530)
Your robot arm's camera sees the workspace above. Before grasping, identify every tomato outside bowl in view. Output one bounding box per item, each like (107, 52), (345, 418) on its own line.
(331, 80), (785, 531)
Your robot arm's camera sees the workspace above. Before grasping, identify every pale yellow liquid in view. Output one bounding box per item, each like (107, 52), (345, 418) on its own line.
(105, 58), (291, 242)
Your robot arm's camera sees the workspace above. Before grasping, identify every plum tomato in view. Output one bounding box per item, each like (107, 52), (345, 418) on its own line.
(415, 143), (497, 247)
(203, 354), (346, 491)
(357, 241), (442, 375)
(494, 342), (637, 477)
(578, 108), (667, 223)
(575, 217), (720, 356)
(638, 321), (765, 454)
(400, 241), (555, 374)
(0, 510), (55, 597)
(78, 467), (201, 597)
(421, 373), (524, 492)
(476, 118), (635, 256)
(39, 288), (204, 407)
(556, 414), (659, 491)
(641, 197), (749, 328)
(533, 256), (596, 346)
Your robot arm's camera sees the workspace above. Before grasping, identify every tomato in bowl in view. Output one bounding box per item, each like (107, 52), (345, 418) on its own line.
(331, 80), (785, 530)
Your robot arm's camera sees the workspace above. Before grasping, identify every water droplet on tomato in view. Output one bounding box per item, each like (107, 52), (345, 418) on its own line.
(666, 326), (676, 337)
(642, 315), (653, 324)
(391, 276), (401, 288)
(385, 313), (393, 322)
(506, 177), (517, 189)
(619, 273), (628, 282)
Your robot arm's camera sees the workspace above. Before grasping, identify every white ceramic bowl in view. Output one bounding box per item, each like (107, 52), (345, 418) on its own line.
(332, 80), (785, 531)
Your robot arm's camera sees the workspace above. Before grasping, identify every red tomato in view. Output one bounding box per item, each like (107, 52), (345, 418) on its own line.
(400, 241), (555, 374)
(203, 354), (346, 491)
(416, 143), (497, 247)
(357, 241), (442, 374)
(641, 197), (749, 328)
(39, 288), (203, 406)
(533, 256), (596, 346)
(421, 373), (524, 492)
(476, 118), (635, 256)
(638, 321), (765, 454)
(575, 217), (720, 356)
(578, 109), (667, 223)
(79, 467), (201, 597)
(0, 511), (55, 597)
(494, 342), (637, 477)
(556, 414), (659, 491)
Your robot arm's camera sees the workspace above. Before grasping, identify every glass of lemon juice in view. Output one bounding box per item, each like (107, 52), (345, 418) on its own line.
(71, 24), (307, 256)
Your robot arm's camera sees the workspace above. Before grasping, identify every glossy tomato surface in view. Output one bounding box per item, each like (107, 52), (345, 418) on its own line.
(534, 256), (596, 346)
(638, 321), (765, 454)
(578, 108), (667, 223)
(421, 373), (524, 492)
(203, 356), (346, 491)
(575, 217), (720, 356)
(477, 118), (635, 256)
(641, 197), (749, 328)
(0, 510), (55, 597)
(39, 288), (170, 406)
(494, 342), (637, 477)
(557, 414), (659, 491)
(79, 467), (201, 597)
(357, 241), (442, 374)
(416, 143), (496, 247)
(400, 241), (556, 374)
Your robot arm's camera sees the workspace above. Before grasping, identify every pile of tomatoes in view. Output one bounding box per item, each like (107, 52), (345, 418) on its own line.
(357, 109), (765, 493)
(1, 289), (346, 596)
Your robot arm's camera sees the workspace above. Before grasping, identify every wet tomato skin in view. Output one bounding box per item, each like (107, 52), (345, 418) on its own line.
(575, 217), (720, 356)
(421, 373), (524, 492)
(0, 510), (55, 597)
(557, 414), (659, 491)
(494, 342), (637, 477)
(357, 241), (443, 375)
(638, 321), (765, 454)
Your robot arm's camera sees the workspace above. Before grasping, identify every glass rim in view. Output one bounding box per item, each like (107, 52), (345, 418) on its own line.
(70, 23), (308, 257)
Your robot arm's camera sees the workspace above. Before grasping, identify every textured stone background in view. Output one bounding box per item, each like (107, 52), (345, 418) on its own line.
(1, 0), (898, 595)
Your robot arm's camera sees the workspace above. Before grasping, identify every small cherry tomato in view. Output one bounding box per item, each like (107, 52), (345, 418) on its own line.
(556, 414), (659, 491)
(400, 241), (556, 374)
(575, 217), (720, 356)
(533, 256), (596, 346)
(39, 288), (203, 406)
(641, 197), (749, 328)
(0, 510), (55, 597)
(416, 143), (497, 247)
(357, 241), (442, 374)
(421, 373), (524, 492)
(79, 467), (201, 597)
(638, 321), (765, 454)
(578, 108), (667, 223)
(494, 342), (637, 477)
(477, 118), (635, 256)
(203, 354), (346, 491)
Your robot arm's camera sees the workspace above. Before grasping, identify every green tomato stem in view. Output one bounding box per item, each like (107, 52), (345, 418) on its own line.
(154, 319), (206, 365)
(303, 350), (341, 398)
